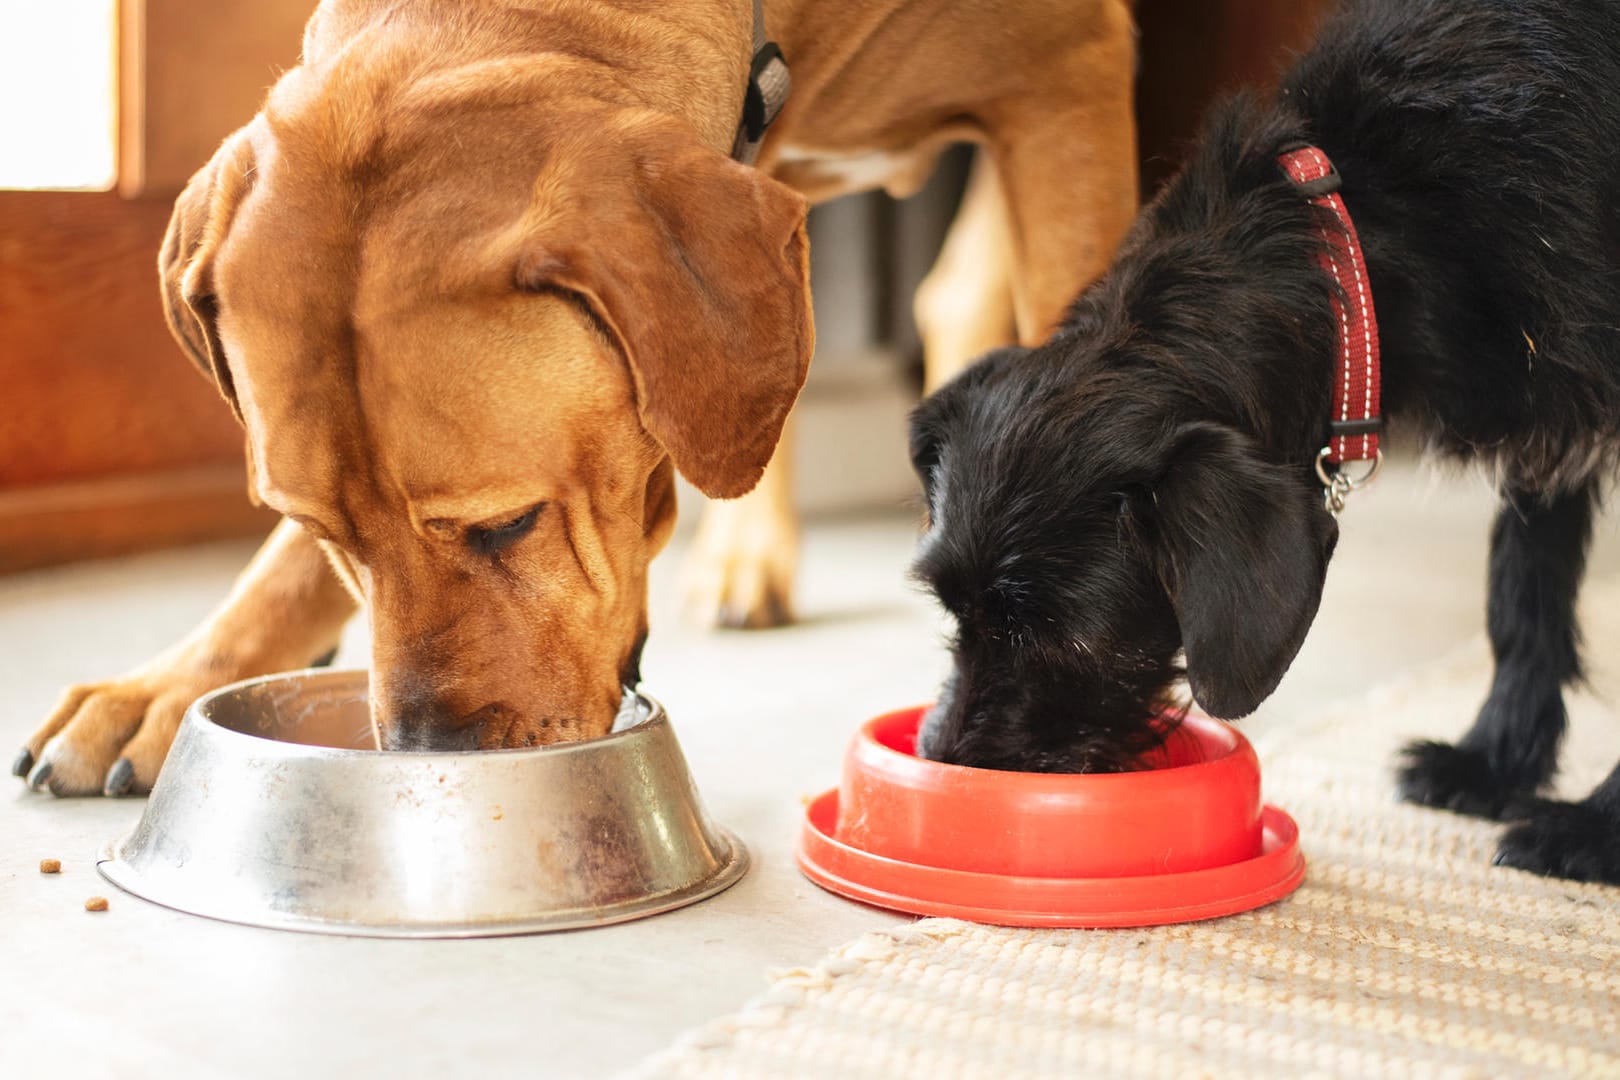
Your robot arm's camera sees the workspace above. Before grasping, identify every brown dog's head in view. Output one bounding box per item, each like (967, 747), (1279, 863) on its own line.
(160, 53), (811, 748)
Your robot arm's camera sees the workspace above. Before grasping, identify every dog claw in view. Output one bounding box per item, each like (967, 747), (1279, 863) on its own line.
(103, 759), (135, 797)
(11, 748), (33, 778)
(26, 760), (54, 792)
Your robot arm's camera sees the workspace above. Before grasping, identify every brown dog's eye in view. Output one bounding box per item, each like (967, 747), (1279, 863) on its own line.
(468, 504), (544, 556)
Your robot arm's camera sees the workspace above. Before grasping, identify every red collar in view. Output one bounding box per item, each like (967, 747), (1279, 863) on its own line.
(1278, 144), (1382, 510)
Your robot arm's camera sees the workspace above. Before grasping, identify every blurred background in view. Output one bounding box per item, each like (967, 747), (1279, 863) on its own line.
(0, 0), (1333, 573)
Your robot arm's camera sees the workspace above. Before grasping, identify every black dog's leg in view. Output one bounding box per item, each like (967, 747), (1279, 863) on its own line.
(1495, 761), (1620, 883)
(1397, 484), (1593, 819)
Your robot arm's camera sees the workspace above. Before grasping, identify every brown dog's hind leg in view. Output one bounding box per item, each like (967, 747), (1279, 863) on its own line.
(681, 416), (799, 629)
(15, 518), (357, 796)
(984, 8), (1140, 342)
(916, 152), (1019, 393)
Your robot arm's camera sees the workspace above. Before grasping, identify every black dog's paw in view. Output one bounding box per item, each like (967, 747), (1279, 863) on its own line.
(1494, 800), (1620, 884)
(1395, 739), (1535, 820)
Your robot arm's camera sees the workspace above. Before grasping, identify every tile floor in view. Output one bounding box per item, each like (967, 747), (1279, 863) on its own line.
(4, 457), (1617, 1078)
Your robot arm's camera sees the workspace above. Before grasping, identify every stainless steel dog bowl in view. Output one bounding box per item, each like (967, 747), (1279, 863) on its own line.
(97, 670), (747, 937)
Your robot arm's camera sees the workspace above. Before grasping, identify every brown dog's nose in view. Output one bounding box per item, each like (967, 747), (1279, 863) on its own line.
(380, 711), (482, 751)
(374, 674), (483, 751)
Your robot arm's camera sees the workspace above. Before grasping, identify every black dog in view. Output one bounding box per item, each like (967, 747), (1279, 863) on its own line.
(909, 0), (1620, 882)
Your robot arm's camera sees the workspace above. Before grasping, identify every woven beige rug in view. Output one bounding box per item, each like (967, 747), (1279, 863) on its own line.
(630, 588), (1620, 1079)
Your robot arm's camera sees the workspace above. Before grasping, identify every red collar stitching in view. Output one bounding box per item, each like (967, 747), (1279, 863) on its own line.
(1278, 145), (1382, 473)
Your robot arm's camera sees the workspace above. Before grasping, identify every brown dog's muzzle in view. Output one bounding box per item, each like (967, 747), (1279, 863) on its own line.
(356, 537), (636, 752)
(370, 658), (626, 752)
(374, 669), (490, 751)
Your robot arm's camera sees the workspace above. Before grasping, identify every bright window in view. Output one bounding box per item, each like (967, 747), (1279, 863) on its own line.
(0, 0), (118, 190)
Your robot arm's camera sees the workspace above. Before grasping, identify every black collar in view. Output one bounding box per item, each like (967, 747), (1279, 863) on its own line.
(731, 0), (790, 163)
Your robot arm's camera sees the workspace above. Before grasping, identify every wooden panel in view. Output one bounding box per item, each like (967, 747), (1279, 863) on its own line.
(0, 465), (277, 574)
(0, 190), (246, 488)
(1136, 0), (1337, 193)
(2, 0), (307, 572)
(0, 187), (271, 571)
(119, 0), (312, 196)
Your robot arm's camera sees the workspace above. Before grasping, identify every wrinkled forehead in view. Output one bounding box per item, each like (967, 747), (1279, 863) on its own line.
(352, 293), (645, 498)
(215, 201), (647, 516)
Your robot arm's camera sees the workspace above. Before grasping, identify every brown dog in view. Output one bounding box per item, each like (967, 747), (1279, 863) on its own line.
(15, 0), (1137, 794)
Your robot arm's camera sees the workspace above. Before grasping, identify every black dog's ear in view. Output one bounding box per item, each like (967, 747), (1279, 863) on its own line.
(908, 404), (943, 488)
(1154, 423), (1338, 718)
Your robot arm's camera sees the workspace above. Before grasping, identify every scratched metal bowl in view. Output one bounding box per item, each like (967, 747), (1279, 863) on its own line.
(97, 669), (747, 937)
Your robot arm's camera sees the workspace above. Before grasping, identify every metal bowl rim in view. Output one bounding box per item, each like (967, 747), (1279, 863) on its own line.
(186, 667), (667, 760)
(95, 828), (750, 938)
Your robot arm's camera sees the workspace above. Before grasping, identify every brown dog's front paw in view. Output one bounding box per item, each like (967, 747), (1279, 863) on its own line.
(680, 498), (798, 630)
(14, 650), (301, 797)
(16, 677), (194, 797)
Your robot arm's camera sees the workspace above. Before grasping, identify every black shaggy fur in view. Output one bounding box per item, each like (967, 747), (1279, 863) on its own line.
(909, 0), (1620, 882)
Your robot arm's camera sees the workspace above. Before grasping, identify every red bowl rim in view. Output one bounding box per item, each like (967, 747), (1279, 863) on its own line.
(798, 790), (1305, 927)
(854, 705), (1252, 786)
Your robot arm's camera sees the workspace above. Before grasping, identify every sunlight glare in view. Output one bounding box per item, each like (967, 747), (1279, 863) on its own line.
(0, 0), (118, 190)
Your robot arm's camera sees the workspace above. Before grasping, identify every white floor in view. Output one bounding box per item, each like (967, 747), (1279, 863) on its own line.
(4, 458), (1617, 1079)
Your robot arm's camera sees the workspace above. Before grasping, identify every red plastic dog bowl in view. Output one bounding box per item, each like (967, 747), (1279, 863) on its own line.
(796, 706), (1304, 928)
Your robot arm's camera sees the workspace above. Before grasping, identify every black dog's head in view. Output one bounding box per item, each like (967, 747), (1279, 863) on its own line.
(909, 344), (1339, 772)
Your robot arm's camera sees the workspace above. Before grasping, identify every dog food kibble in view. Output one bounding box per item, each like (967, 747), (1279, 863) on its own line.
(84, 896), (109, 912)
(39, 858), (61, 874)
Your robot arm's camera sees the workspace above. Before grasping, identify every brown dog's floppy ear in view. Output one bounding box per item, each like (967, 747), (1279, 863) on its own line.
(1155, 423), (1338, 719)
(159, 130), (257, 420)
(514, 112), (813, 499)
